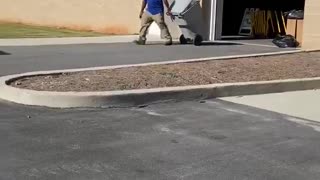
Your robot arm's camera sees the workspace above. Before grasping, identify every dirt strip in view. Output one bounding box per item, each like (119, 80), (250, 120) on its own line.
(10, 52), (320, 92)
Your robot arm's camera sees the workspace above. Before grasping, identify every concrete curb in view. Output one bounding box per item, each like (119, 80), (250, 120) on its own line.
(0, 50), (313, 108)
(0, 36), (129, 46)
(1, 74), (320, 108)
(0, 35), (170, 46)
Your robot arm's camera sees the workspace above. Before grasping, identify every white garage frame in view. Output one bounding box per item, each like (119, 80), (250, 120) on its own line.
(209, 0), (224, 41)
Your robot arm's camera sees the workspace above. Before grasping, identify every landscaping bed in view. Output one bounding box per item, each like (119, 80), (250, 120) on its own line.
(10, 52), (320, 92)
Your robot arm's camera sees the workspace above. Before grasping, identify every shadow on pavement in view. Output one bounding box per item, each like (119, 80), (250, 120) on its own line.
(201, 42), (242, 46)
(0, 51), (10, 55)
(144, 41), (242, 46)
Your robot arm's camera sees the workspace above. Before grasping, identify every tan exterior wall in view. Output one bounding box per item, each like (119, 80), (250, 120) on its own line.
(302, 0), (320, 50)
(0, 0), (142, 34)
(0, 0), (211, 38)
(1, 0), (319, 49)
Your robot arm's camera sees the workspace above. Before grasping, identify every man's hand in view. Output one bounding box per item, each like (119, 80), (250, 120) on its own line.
(139, 11), (144, 19)
(166, 10), (174, 21)
(163, 0), (173, 20)
(139, 0), (146, 19)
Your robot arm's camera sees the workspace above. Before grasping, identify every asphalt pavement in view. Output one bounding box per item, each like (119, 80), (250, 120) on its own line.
(0, 43), (319, 180)
(0, 42), (290, 76)
(1, 99), (320, 180)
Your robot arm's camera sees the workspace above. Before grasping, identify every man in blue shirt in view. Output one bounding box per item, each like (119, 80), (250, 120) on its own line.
(134, 0), (172, 45)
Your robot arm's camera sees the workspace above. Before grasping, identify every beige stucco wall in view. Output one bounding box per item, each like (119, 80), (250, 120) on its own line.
(1, 0), (319, 49)
(0, 0), (211, 38)
(302, 0), (320, 50)
(0, 0), (142, 34)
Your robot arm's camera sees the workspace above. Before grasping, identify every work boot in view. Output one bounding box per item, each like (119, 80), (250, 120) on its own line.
(133, 38), (146, 45)
(165, 39), (172, 46)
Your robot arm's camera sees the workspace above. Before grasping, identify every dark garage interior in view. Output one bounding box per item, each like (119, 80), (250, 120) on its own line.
(222, 0), (305, 37)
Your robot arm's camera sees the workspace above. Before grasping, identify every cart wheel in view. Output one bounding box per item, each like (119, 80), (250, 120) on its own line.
(193, 35), (203, 46)
(179, 35), (188, 44)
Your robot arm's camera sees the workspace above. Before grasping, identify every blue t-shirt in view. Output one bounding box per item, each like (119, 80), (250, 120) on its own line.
(145, 0), (164, 15)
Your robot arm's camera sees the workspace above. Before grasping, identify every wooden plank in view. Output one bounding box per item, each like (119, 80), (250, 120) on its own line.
(286, 19), (297, 37)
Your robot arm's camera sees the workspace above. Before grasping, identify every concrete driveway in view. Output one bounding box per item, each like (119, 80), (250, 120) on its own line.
(1, 42), (319, 180)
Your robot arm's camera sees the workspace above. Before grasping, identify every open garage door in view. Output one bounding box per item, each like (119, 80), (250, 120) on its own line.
(221, 0), (305, 38)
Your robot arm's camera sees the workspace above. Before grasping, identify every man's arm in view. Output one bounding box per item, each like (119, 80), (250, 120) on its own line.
(163, 0), (172, 15)
(139, 0), (147, 18)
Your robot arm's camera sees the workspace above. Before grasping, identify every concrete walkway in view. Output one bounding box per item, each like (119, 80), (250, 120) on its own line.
(222, 90), (320, 122)
(0, 35), (168, 46)
(0, 35), (282, 47)
(0, 36), (134, 46)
